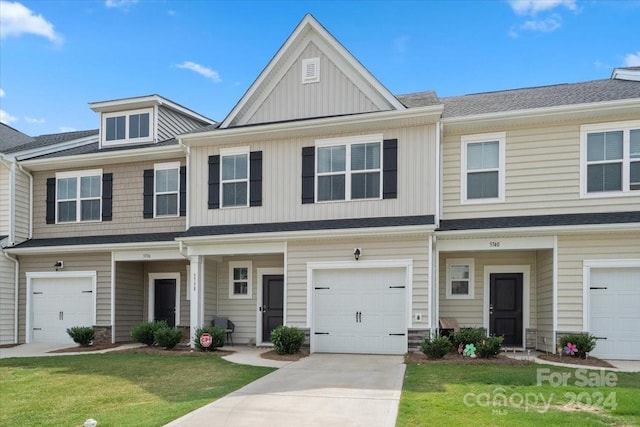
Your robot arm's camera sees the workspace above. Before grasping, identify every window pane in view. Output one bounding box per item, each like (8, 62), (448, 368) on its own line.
(80, 176), (100, 198)
(631, 129), (640, 159)
(58, 201), (76, 222)
(467, 142), (483, 170)
(156, 194), (178, 216)
(587, 163), (622, 192)
(234, 267), (248, 281)
(156, 168), (178, 193)
(234, 282), (248, 295)
(222, 154), (247, 180)
(351, 143), (380, 170)
(317, 175), (345, 201)
(451, 265), (469, 280)
(57, 177), (76, 199)
(604, 131), (623, 160)
(451, 281), (469, 295)
(222, 182), (247, 207)
(318, 146), (345, 173)
(317, 147), (331, 173)
(234, 154), (248, 179)
(467, 171), (498, 199)
(139, 113), (149, 137)
(106, 117), (116, 141)
(116, 116), (126, 140)
(352, 172), (380, 199)
(129, 114), (139, 138)
(630, 162), (640, 190)
(468, 141), (498, 170)
(587, 132), (605, 161)
(81, 199), (100, 221)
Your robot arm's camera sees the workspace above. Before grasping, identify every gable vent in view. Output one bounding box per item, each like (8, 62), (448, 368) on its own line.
(302, 57), (320, 84)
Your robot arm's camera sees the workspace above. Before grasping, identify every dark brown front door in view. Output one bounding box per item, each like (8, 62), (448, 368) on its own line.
(490, 273), (523, 347)
(262, 275), (284, 342)
(154, 279), (176, 327)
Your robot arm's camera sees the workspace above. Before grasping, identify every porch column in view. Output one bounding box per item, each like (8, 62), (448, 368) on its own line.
(189, 255), (203, 347)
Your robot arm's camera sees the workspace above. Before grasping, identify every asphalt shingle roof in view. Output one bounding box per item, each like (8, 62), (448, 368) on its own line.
(2, 129), (99, 154)
(0, 124), (34, 153)
(24, 138), (179, 160)
(13, 232), (185, 248)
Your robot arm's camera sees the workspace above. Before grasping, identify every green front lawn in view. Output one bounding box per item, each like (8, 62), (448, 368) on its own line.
(0, 353), (274, 426)
(398, 363), (640, 426)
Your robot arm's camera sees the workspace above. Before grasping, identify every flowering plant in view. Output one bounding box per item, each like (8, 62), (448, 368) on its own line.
(564, 342), (577, 356)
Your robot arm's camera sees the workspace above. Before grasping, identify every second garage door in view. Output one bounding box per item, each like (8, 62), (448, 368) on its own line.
(312, 267), (407, 355)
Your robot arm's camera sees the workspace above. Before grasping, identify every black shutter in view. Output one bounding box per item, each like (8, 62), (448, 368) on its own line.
(179, 166), (187, 216)
(301, 146), (315, 204)
(249, 151), (262, 207)
(143, 169), (154, 218)
(102, 173), (113, 221)
(208, 155), (220, 209)
(383, 139), (398, 199)
(46, 178), (56, 224)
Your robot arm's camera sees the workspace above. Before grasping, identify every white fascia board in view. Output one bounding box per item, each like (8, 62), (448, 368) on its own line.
(183, 105), (443, 145)
(6, 240), (180, 255)
(442, 98), (640, 128)
(19, 144), (184, 172)
(436, 221), (640, 238)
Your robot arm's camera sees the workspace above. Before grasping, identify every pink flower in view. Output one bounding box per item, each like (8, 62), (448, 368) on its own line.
(564, 342), (577, 356)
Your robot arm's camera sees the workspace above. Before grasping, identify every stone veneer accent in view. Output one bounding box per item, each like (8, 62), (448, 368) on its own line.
(93, 326), (112, 345)
(408, 328), (430, 352)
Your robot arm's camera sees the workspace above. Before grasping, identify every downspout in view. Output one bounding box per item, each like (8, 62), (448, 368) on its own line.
(17, 164), (34, 239)
(2, 251), (19, 343)
(435, 121), (442, 227)
(0, 157), (16, 245)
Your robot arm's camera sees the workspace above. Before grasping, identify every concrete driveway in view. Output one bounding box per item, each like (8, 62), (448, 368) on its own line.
(165, 353), (406, 427)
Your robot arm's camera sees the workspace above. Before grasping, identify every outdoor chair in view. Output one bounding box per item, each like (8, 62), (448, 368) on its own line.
(212, 316), (234, 346)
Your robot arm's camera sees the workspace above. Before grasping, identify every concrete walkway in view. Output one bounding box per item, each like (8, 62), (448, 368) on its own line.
(165, 353), (406, 427)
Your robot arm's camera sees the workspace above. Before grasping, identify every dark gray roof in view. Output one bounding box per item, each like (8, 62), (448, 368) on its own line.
(396, 91), (440, 108)
(13, 232), (184, 248)
(440, 79), (640, 118)
(23, 138), (179, 160)
(183, 215), (435, 237)
(0, 123), (34, 153)
(438, 211), (640, 231)
(2, 128), (98, 154)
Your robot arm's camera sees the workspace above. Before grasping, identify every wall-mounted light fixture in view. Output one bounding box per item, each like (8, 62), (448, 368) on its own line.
(54, 260), (64, 271)
(353, 248), (361, 261)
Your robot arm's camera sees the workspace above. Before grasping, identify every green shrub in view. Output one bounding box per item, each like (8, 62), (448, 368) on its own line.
(271, 326), (306, 355)
(476, 336), (504, 358)
(131, 320), (168, 346)
(452, 327), (486, 348)
(154, 327), (184, 350)
(420, 336), (454, 359)
(66, 326), (95, 346)
(193, 326), (225, 351)
(560, 333), (597, 359)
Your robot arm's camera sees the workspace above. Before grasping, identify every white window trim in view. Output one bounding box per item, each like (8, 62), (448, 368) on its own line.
(220, 146), (250, 208)
(460, 132), (506, 204)
(101, 107), (154, 146)
(153, 162), (180, 218)
(229, 260), (252, 299)
(314, 134), (384, 203)
(55, 169), (103, 224)
(446, 258), (474, 299)
(580, 120), (640, 198)
(147, 272), (181, 326)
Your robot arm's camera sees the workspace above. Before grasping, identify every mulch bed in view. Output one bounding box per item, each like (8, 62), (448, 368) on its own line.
(260, 349), (309, 361)
(49, 343), (233, 357)
(537, 353), (616, 368)
(406, 351), (533, 365)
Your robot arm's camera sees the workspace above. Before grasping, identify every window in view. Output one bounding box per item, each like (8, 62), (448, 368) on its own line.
(316, 135), (382, 202)
(154, 163), (179, 217)
(229, 261), (252, 299)
(446, 258), (474, 299)
(56, 170), (102, 223)
(221, 148), (249, 207)
(582, 121), (640, 196)
(461, 132), (505, 203)
(102, 108), (152, 145)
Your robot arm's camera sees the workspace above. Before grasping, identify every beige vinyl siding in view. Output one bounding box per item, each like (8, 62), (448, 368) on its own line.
(0, 257), (16, 344)
(438, 251), (537, 329)
(14, 169), (29, 242)
(32, 158), (185, 239)
(114, 261), (144, 342)
(213, 254), (284, 344)
(0, 165), (8, 236)
(246, 42), (380, 125)
(157, 107), (208, 142)
(536, 249), (554, 351)
(556, 231), (640, 332)
(203, 258), (218, 323)
(286, 236), (430, 328)
(18, 252), (111, 343)
(442, 121), (640, 219)
(145, 261), (190, 326)
(190, 124), (437, 226)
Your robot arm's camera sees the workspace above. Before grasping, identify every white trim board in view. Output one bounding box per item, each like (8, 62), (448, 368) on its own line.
(147, 273), (181, 326)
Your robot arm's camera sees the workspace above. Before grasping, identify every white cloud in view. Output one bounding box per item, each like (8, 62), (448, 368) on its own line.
(24, 116), (45, 124)
(0, 1), (62, 43)
(0, 88), (5, 97)
(520, 16), (562, 33)
(176, 61), (222, 82)
(623, 51), (640, 67)
(0, 109), (18, 124)
(508, 0), (576, 15)
(59, 126), (76, 132)
(105, 0), (138, 8)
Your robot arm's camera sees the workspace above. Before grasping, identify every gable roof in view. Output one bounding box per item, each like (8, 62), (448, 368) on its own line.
(219, 14), (405, 129)
(0, 123), (35, 153)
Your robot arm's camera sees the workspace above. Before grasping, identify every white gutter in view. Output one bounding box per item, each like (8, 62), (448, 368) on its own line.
(17, 164), (33, 239)
(2, 251), (19, 343)
(6, 240), (181, 255)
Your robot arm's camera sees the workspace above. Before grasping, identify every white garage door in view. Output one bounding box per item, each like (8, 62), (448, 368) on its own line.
(589, 267), (640, 360)
(313, 268), (407, 355)
(30, 277), (94, 344)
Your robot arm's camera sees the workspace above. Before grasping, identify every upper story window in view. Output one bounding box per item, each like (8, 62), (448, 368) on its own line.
(221, 147), (249, 208)
(446, 258), (474, 299)
(315, 135), (382, 202)
(581, 120), (640, 197)
(229, 261), (252, 299)
(154, 163), (179, 217)
(55, 170), (102, 223)
(102, 108), (153, 145)
(461, 132), (506, 204)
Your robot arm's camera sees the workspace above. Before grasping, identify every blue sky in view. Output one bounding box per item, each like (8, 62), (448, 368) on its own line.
(1, 0), (638, 136)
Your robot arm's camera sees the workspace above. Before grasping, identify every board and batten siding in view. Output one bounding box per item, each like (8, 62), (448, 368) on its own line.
(556, 231), (640, 332)
(442, 121), (640, 219)
(157, 107), (208, 142)
(286, 237), (430, 328)
(114, 261), (144, 342)
(438, 251), (538, 329)
(0, 257), (16, 344)
(0, 165), (9, 236)
(536, 249), (554, 351)
(190, 124), (437, 226)
(14, 170), (30, 242)
(32, 158), (185, 239)
(213, 254), (284, 344)
(244, 42), (381, 125)
(18, 252), (111, 343)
